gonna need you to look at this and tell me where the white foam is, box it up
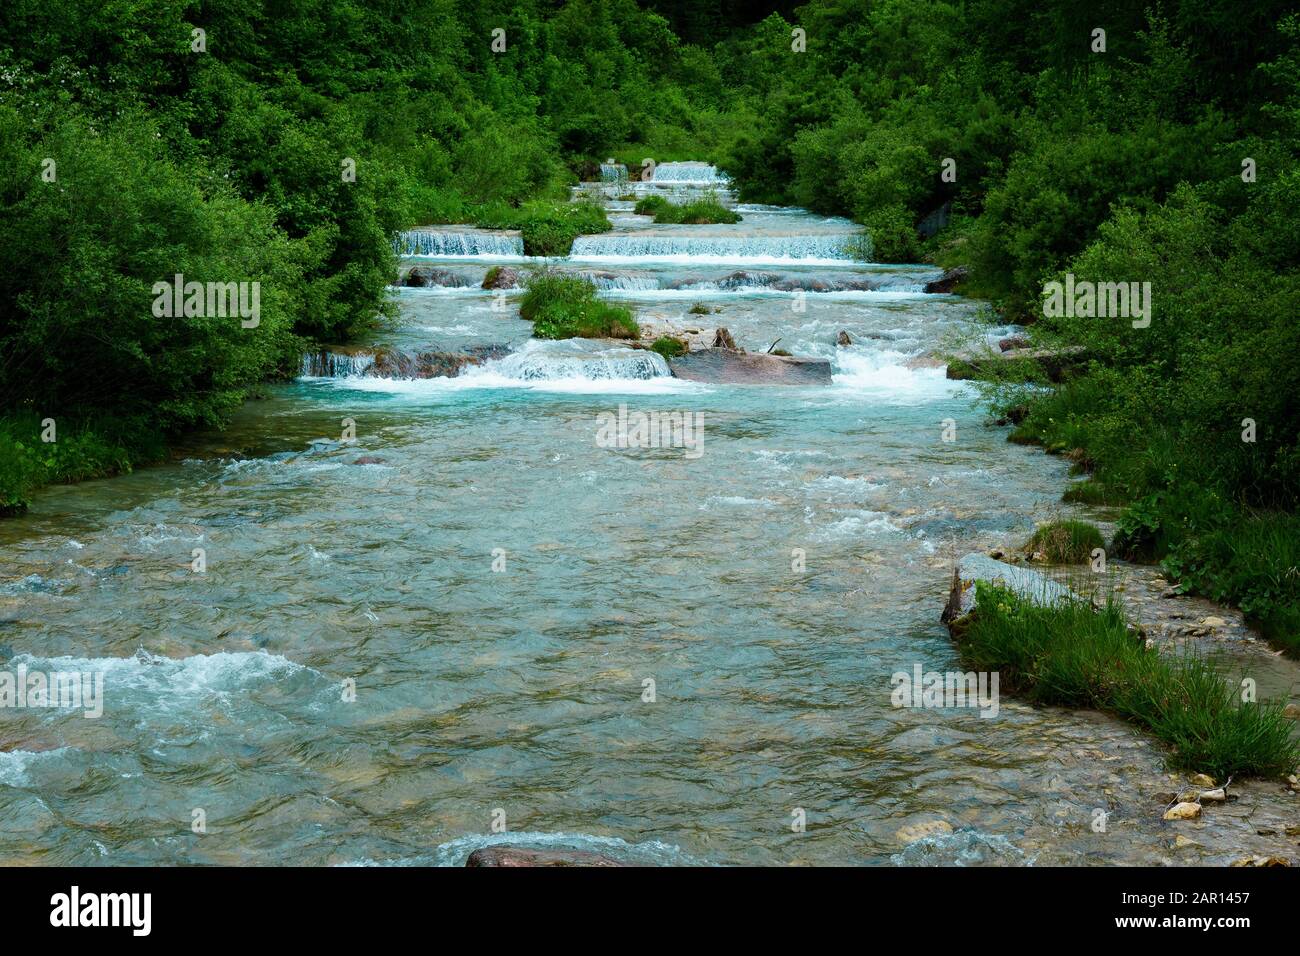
[433,830,701,867]
[832,349,964,401]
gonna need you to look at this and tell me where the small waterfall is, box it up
[397,229,524,257]
[571,234,866,261]
[476,345,671,382]
[580,271,661,291]
[599,163,628,182]
[651,162,728,184]
[300,350,376,378]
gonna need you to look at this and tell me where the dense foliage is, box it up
[1,1,1298,650]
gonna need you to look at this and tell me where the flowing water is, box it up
[2,167,1295,866]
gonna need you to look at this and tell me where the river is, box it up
[1,164,1294,866]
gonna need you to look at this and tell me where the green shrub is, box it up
[650,336,686,359]
[634,192,740,224]
[0,412,163,516]
[1027,520,1105,563]
[476,201,611,257]
[634,195,670,216]
[1061,480,1122,506]
[960,583,1299,778]
[520,273,638,340]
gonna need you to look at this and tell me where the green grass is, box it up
[473,200,611,257]
[1158,511,1300,656]
[0,411,163,516]
[1027,520,1105,563]
[633,193,741,224]
[650,336,686,359]
[957,583,1300,779]
[519,272,639,340]
[1061,478,1121,505]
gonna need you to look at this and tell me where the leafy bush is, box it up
[520,273,638,340]
[476,201,611,257]
[635,193,740,224]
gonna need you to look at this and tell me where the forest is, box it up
[1,0,1298,647]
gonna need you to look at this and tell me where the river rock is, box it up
[464,846,627,867]
[1189,773,1216,788]
[942,553,1079,631]
[713,327,738,350]
[1284,703,1300,719]
[998,335,1030,351]
[371,348,496,379]
[1230,856,1290,867]
[402,266,468,288]
[305,344,510,380]
[1163,801,1202,821]
[895,819,953,844]
[836,330,853,347]
[716,270,780,290]
[923,265,968,294]
[668,348,832,385]
[771,276,833,292]
[481,266,521,290]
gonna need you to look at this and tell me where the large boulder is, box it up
[923,266,969,294]
[402,266,468,288]
[465,846,628,867]
[305,345,509,380]
[942,553,1079,632]
[481,266,522,290]
[669,348,832,385]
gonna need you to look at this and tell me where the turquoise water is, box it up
[1,176,1221,865]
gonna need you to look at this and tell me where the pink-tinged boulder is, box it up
[465,846,628,867]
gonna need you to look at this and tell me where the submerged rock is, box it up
[669,348,832,385]
[923,265,968,294]
[302,344,510,380]
[464,846,628,867]
[402,266,468,288]
[895,819,954,844]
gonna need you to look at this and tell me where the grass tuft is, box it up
[519,272,639,340]
[959,583,1300,778]
[1027,519,1105,563]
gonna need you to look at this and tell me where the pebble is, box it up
[1163,802,1202,820]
